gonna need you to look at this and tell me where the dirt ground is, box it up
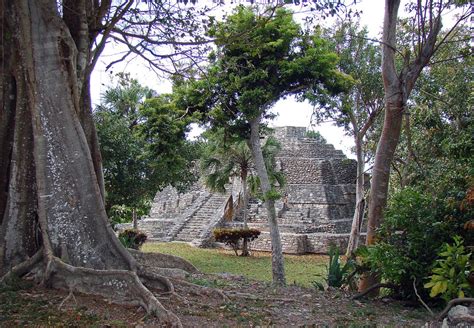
[0,272,440,327]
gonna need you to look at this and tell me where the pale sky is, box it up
[91,0,387,158]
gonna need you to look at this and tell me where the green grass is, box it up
[142,242,328,287]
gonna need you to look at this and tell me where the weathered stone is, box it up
[129,126,360,254]
[441,305,474,328]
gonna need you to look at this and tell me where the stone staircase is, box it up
[174,193,230,242]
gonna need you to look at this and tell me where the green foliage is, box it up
[118,229,147,250]
[358,188,470,300]
[200,128,253,193]
[95,74,200,225]
[213,228,261,256]
[391,26,473,194]
[310,22,382,149]
[108,200,151,227]
[264,189,282,201]
[305,130,327,143]
[424,236,473,302]
[313,245,354,290]
[178,6,351,139]
[327,246,355,288]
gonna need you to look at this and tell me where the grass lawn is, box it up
[142,242,328,287]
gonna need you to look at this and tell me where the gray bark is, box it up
[360,0,442,292]
[241,170,250,256]
[346,135,365,257]
[241,171,249,228]
[0,1,184,324]
[248,117,286,286]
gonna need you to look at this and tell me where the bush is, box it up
[213,228,260,256]
[358,188,469,300]
[313,245,355,290]
[305,130,327,143]
[424,236,473,303]
[118,229,147,250]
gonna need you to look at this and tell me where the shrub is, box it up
[213,228,261,256]
[357,188,468,300]
[424,236,473,303]
[118,229,147,250]
[305,130,327,143]
[313,245,355,290]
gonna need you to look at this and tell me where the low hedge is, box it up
[213,228,261,256]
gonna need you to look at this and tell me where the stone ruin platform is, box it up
[123,126,357,254]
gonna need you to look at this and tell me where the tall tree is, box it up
[95,74,199,224]
[0,0,210,324]
[360,0,471,292]
[391,25,473,194]
[178,5,351,285]
[311,22,384,256]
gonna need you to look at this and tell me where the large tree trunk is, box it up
[346,135,366,257]
[0,1,183,324]
[248,117,286,286]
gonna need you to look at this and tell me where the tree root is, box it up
[129,249,199,274]
[138,267,175,293]
[172,278,230,303]
[0,247,217,326]
[352,283,397,300]
[42,256,182,327]
[58,288,77,309]
[0,248,43,285]
[437,298,474,321]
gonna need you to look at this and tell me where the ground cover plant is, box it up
[118,229,148,250]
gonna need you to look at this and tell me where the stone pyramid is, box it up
[126,126,357,253]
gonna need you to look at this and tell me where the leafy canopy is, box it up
[95,75,200,223]
[177,5,353,139]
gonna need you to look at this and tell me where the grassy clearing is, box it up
[142,242,328,287]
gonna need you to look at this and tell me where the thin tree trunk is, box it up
[359,0,442,293]
[358,0,403,294]
[132,209,138,230]
[401,111,414,187]
[241,170,250,256]
[248,117,286,286]
[365,99,405,243]
[359,97,404,293]
[241,170,249,228]
[346,135,366,257]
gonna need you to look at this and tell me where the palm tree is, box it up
[201,129,253,228]
[201,129,284,256]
